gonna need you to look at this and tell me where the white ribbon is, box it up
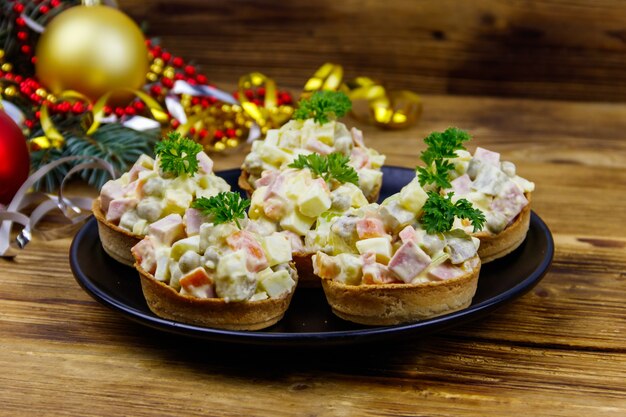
[0,156,116,258]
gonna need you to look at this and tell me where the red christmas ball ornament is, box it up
[0,110,30,205]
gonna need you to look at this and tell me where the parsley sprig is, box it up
[416,127,471,190]
[191,192,251,230]
[293,91,352,125]
[420,192,486,234]
[154,131,203,176]
[288,152,359,186]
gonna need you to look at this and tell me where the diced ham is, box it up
[184,208,206,236]
[449,174,472,196]
[179,267,215,298]
[356,217,386,239]
[351,127,365,148]
[196,151,214,175]
[280,230,305,255]
[131,237,156,274]
[148,214,184,246]
[490,182,528,224]
[388,241,432,283]
[305,139,334,155]
[399,225,419,245]
[255,170,279,188]
[474,147,500,166]
[312,252,339,279]
[350,147,370,169]
[264,171,286,200]
[361,252,398,284]
[105,198,138,223]
[100,180,125,211]
[128,163,149,182]
[121,179,142,197]
[263,197,287,220]
[427,263,466,281]
[312,177,330,192]
[226,230,269,272]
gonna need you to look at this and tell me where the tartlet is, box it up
[312,183,483,325]
[132,220,298,330]
[245,164,370,287]
[446,147,534,262]
[95,145,229,266]
[240,119,385,203]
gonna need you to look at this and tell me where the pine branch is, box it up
[30,121,160,192]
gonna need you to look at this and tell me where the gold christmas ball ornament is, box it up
[35,5,148,104]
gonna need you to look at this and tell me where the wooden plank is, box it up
[2,94,626,416]
[121,0,626,102]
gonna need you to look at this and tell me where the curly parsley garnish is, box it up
[154,131,203,176]
[420,192,486,234]
[191,192,250,230]
[288,152,359,186]
[293,91,352,125]
[416,127,471,190]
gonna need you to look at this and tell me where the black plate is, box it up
[70,167,554,346]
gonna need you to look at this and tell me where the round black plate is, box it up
[70,167,554,346]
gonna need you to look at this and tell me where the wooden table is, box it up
[2,94,625,416]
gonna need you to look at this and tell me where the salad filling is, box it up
[241,92,385,201]
[312,177,481,286]
[132,210,297,303]
[246,154,371,258]
[99,133,229,236]
[445,147,534,234]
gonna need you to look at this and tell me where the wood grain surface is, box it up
[1,93,625,416]
[122,0,626,102]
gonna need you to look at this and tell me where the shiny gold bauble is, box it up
[35,5,148,104]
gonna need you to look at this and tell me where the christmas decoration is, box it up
[0,1,418,196]
[303,63,422,129]
[0,108,30,204]
[35,4,148,104]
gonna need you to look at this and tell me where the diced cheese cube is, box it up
[248,186,267,220]
[132,219,148,236]
[249,292,269,301]
[369,153,386,169]
[356,237,393,264]
[297,182,331,217]
[170,235,200,261]
[334,254,363,285]
[278,129,302,148]
[261,233,292,266]
[163,188,193,215]
[399,178,428,212]
[264,129,279,146]
[136,154,155,170]
[257,143,291,166]
[119,210,140,231]
[279,210,315,236]
[154,246,171,282]
[358,168,382,200]
[259,269,295,298]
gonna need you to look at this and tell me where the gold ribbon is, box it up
[30,89,167,150]
[303,63,422,129]
[238,72,293,133]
